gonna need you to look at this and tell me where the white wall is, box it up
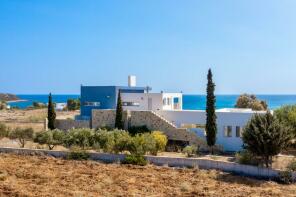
[121,93,163,111]
[162,93,183,110]
[121,93,182,111]
[156,110,265,152]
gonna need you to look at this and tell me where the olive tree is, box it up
[34,129,65,150]
[9,127,34,148]
[63,128,94,150]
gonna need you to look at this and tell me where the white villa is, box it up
[71,76,266,152]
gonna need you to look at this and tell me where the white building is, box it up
[80,76,266,152]
[120,86,265,151]
[121,92,182,111]
[55,103,67,111]
[156,108,266,152]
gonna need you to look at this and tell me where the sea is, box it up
[7,94,296,110]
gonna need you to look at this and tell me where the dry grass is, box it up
[0,109,78,131]
[0,154,294,197]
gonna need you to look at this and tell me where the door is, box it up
[148,98,152,110]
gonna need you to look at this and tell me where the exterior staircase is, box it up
[130,110,202,145]
[150,110,178,128]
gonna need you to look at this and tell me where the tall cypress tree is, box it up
[205,69,217,154]
[115,90,124,129]
[47,93,56,130]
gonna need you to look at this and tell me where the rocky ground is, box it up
[0,154,294,197]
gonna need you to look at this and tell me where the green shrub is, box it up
[287,160,296,171]
[32,102,46,109]
[98,126,113,131]
[235,150,259,166]
[34,129,65,150]
[122,154,147,166]
[243,112,292,168]
[67,99,80,111]
[127,133,156,156]
[151,131,167,155]
[182,145,198,157]
[92,129,131,153]
[67,149,90,160]
[128,125,150,136]
[113,130,132,153]
[278,171,294,184]
[0,123,9,138]
[235,94,268,111]
[92,130,115,152]
[63,128,94,149]
[0,101,7,110]
[9,127,34,148]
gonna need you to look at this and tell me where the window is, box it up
[224,126,232,137]
[84,102,100,107]
[181,123,205,129]
[163,98,166,105]
[174,97,179,103]
[167,98,171,105]
[122,102,140,107]
[236,126,243,137]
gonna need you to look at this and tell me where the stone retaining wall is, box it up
[55,119,90,131]
[0,147,294,181]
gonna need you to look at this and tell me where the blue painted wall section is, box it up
[79,85,145,119]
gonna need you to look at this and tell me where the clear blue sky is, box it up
[1,0,296,94]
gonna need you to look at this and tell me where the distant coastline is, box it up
[0,93,20,102]
[6,99,28,103]
[4,94,296,110]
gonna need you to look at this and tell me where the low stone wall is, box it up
[0,147,294,181]
[55,119,90,131]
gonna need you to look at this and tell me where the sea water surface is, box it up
[7,94,296,110]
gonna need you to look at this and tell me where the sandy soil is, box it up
[0,109,79,131]
[0,154,294,197]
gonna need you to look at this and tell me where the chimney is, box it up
[128,75,136,87]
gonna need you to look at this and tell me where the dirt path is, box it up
[0,154,294,197]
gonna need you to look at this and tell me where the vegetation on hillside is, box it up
[33,128,168,158]
[0,93,19,101]
[32,102,46,109]
[0,101,7,110]
[235,94,268,111]
[67,98,80,111]
[274,105,296,138]
[205,69,217,154]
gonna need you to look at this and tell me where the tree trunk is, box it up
[211,146,214,155]
[265,156,270,168]
[20,139,25,148]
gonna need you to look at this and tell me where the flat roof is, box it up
[216,108,267,113]
[81,85,147,90]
